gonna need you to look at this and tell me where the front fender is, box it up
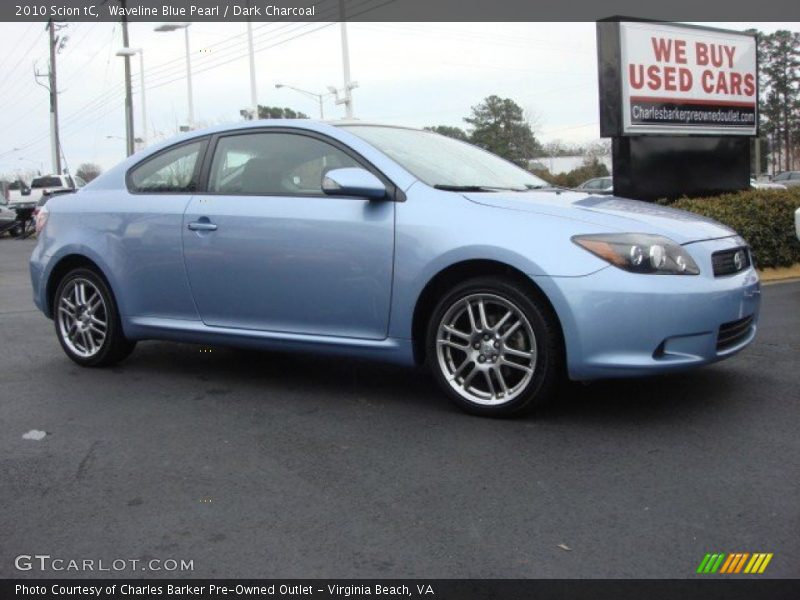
[389,186,610,339]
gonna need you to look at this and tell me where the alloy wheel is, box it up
[435,293,537,406]
[57,278,108,358]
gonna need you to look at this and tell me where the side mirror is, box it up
[322,168,387,200]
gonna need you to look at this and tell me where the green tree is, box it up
[758,30,800,172]
[424,125,469,141]
[464,95,541,166]
[240,106,309,120]
[532,160,609,189]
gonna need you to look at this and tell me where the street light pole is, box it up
[138,50,147,145]
[275,84,328,119]
[338,0,354,118]
[155,23,194,129]
[184,25,194,127]
[116,48,147,147]
[247,19,259,121]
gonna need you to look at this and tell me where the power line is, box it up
[136,0,349,79]
[2,0,396,161]
[129,0,385,91]
[0,22,36,74]
[0,26,46,91]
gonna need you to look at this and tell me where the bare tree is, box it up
[76,163,102,182]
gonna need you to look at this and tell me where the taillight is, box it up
[35,205,49,235]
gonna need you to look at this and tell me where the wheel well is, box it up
[45,254,107,318]
[411,259,565,365]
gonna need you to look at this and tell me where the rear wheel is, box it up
[53,268,136,367]
[426,276,562,417]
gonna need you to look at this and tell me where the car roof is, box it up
[119,120,423,166]
[174,119,419,138]
[84,119,424,193]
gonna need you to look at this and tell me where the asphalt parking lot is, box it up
[1,237,798,579]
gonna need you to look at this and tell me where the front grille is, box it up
[717,315,754,351]
[712,247,751,277]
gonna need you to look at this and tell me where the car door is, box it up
[119,137,209,320]
[182,129,396,340]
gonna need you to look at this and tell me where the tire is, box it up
[53,267,136,367]
[425,276,563,417]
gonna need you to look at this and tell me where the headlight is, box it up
[572,233,700,275]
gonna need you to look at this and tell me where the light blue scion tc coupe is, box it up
[30,121,761,416]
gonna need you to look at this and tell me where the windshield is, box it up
[340,125,548,191]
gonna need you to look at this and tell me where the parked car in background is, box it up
[750,178,787,190]
[771,171,800,188]
[575,176,613,194]
[31,121,760,417]
[0,184,17,230]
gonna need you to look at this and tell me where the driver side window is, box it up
[208,132,360,196]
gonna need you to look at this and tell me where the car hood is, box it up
[465,190,736,244]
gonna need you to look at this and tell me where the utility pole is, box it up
[47,20,62,174]
[120,1,135,156]
[338,0,354,118]
[35,20,67,173]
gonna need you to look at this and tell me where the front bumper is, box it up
[533,237,761,381]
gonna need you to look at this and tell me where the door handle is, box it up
[188,220,218,232]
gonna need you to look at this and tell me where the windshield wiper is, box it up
[525,183,568,192]
[433,184,526,192]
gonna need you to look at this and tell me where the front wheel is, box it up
[53,268,136,367]
[426,276,563,417]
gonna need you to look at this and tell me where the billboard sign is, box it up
[598,21,758,136]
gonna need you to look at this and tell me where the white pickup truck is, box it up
[10,173,84,212]
[6,174,85,236]
[9,174,84,214]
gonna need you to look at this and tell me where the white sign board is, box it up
[619,22,757,135]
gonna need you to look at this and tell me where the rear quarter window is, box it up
[128,139,205,193]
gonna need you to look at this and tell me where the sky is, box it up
[0,20,795,177]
